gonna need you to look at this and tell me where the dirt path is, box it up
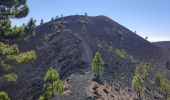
[67,71,93,100]
[52,30,94,100]
[66,31,94,100]
[71,32,93,66]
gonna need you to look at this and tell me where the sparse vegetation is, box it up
[115,49,135,62]
[135,62,154,80]
[92,52,105,81]
[0,1,169,99]
[103,27,110,34]
[143,64,154,79]
[115,49,128,59]
[50,22,64,33]
[43,33,49,45]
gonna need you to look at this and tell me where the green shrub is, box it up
[115,49,128,59]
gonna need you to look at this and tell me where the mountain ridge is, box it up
[1,15,170,100]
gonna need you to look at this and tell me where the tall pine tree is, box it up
[132,74,145,100]
[92,52,105,81]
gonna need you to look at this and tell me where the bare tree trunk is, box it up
[138,93,141,100]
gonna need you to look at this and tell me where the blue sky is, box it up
[11,0,170,42]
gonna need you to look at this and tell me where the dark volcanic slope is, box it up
[1,15,170,100]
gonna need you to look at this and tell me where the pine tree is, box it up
[160,79,170,100]
[61,14,63,18]
[81,25,87,34]
[132,62,147,100]
[92,52,105,81]
[84,12,88,22]
[157,73,170,100]
[0,91,10,100]
[143,64,154,79]
[40,67,64,99]
[0,19,12,38]
[40,19,44,25]
[132,74,145,100]
[25,18,36,36]
[0,20,34,39]
[50,22,64,33]
[85,12,88,17]
[57,22,64,32]
[135,62,154,79]
[155,72,163,87]
[51,17,54,21]
[0,0,36,39]
[61,14,64,22]
[55,16,59,19]
[43,33,49,45]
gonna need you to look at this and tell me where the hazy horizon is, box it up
[11,0,170,42]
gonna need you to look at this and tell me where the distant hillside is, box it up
[1,15,170,100]
[153,41,170,50]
